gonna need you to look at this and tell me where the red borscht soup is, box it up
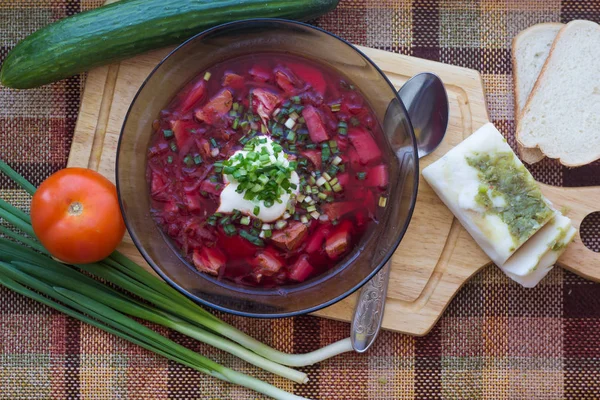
[147,54,390,287]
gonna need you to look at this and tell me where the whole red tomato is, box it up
[31,168,126,264]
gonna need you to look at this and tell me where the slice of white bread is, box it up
[517,20,600,167]
[512,23,563,164]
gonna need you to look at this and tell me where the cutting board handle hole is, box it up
[581,212,600,253]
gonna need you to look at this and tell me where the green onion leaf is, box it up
[163,129,174,139]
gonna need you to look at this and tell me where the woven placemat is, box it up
[1,1,600,399]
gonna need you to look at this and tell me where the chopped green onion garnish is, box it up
[317,192,327,200]
[306,205,317,213]
[240,230,264,246]
[310,211,320,220]
[292,96,301,104]
[263,199,274,208]
[163,129,173,139]
[286,131,296,142]
[275,220,288,230]
[170,142,177,152]
[285,118,296,129]
[332,183,343,192]
[253,206,260,216]
[321,146,330,162]
[379,196,388,207]
[194,154,203,165]
[240,216,251,226]
[330,103,341,112]
[316,177,327,186]
[223,224,237,236]
[263,230,272,238]
[232,118,239,129]
[183,155,193,166]
[210,138,218,148]
[300,215,309,224]
[203,71,212,81]
[357,172,367,180]
[167,155,173,164]
[286,201,295,214]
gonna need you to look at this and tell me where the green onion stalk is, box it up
[0,263,307,400]
[0,160,354,397]
[101,253,353,367]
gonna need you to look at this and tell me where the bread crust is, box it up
[515,20,600,167]
[512,22,563,165]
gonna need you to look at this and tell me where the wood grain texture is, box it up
[67,45,600,336]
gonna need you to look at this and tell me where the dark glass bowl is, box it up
[117,19,419,318]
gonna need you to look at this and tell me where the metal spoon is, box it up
[350,73,449,352]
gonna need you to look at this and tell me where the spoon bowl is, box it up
[400,73,449,158]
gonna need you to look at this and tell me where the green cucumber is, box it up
[1,0,339,89]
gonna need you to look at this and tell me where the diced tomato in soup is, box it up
[146,54,390,287]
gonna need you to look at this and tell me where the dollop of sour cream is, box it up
[217,135,299,222]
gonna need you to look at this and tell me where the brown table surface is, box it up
[1,1,600,399]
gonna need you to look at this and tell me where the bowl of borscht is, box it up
[117,19,419,317]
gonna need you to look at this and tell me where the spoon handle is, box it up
[350,259,391,353]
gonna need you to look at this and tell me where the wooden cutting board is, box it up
[67,45,600,336]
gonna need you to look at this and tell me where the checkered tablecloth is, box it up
[1,1,600,398]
